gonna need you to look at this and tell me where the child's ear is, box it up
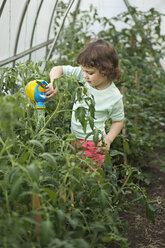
[101,70,106,76]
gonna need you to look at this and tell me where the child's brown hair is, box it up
[76,39,121,83]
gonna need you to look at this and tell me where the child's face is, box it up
[81,66,110,90]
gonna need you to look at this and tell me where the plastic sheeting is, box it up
[0,0,165,66]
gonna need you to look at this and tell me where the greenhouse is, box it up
[0,0,165,247]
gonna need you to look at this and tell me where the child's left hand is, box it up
[96,135,112,155]
[96,120,124,155]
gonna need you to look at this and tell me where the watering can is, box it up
[26,80,48,109]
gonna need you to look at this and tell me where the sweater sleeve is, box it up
[62,65,84,81]
[110,98,124,121]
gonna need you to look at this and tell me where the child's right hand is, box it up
[45,83,58,99]
[46,66,62,98]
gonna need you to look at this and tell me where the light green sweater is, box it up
[63,65,124,140]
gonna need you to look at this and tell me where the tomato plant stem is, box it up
[37,93,63,135]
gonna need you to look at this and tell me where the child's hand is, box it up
[45,83,58,99]
[96,120,124,154]
[96,135,112,155]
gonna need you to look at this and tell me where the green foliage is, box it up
[0,5,165,248]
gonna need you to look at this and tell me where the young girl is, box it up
[45,39,124,167]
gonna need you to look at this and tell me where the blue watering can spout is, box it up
[26,80,48,109]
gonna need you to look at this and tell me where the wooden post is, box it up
[32,194,42,242]
[134,71,140,125]
[121,86,128,165]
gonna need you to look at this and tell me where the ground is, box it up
[125,161,165,248]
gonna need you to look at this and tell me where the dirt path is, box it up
[125,164,165,248]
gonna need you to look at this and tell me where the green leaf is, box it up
[29,139,44,152]
[44,188,57,203]
[22,216,37,225]
[89,102,95,118]
[123,141,130,154]
[26,162,39,182]
[90,222,106,232]
[88,116,94,130]
[110,150,124,157]
[146,204,156,224]
[75,107,87,132]
[56,209,65,223]
[83,85,87,95]
[93,129,99,146]
[76,87,83,101]
[10,177,23,199]
[104,151,112,165]
[68,217,78,229]
[99,189,107,206]
[19,151,30,164]
[40,220,54,245]
[40,153,56,165]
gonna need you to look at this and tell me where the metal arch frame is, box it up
[123,0,131,9]
[0,39,54,66]
[13,0,31,66]
[46,0,75,61]
[29,0,44,60]
[46,0,59,55]
[0,0,7,18]
[123,0,137,23]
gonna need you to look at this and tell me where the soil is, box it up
[125,161,165,248]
